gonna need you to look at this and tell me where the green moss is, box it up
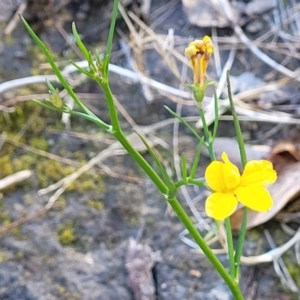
[0,155,14,177]
[0,252,7,263]
[29,137,49,151]
[54,197,67,210]
[129,215,138,225]
[87,200,104,211]
[284,253,300,288]
[0,210,21,237]
[0,211,12,226]
[13,154,36,171]
[0,101,51,136]
[26,43,59,76]
[68,173,106,194]
[0,91,107,195]
[58,221,77,245]
[36,160,76,188]
[0,153,37,193]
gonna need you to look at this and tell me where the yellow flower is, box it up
[185,36,214,85]
[205,152,277,220]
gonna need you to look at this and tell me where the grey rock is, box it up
[245,0,275,17]
[182,0,231,28]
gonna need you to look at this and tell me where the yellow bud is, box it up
[185,36,214,85]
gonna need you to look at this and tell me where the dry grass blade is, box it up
[0,207,49,236]
[218,0,300,81]
[264,229,299,293]
[0,170,33,190]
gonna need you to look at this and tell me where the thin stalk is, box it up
[226,71,248,281]
[226,72,247,167]
[99,82,170,195]
[199,107,216,161]
[100,81,122,132]
[164,106,203,141]
[69,111,111,131]
[168,196,244,300]
[115,130,169,195]
[106,0,119,59]
[225,218,235,278]
[234,207,248,281]
[212,93,220,140]
[174,178,205,189]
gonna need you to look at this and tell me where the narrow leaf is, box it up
[164,106,202,141]
[72,23,90,61]
[212,93,219,140]
[137,133,173,188]
[189,141,203,179]
[181,154,187,182]
[69,61,93,78]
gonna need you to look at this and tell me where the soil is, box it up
[0,0,299,299]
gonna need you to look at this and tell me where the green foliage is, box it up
[29,137,49,151]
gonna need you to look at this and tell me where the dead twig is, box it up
[264,229,299,293]
[0,206,49,236]
[3,1,27,35]
[218,0,300,82]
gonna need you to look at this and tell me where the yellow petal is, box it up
[185,44,197,57]
[205,153,241,192]
[240,160,277,186]
[205,193,238,220]
[221,152,241,190]
[191,40,204,52]
[235,184,273,211]
[203,35,214,54]
[197,54,206,84]
[205,161,225,191]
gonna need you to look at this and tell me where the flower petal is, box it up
[235,184,273,211]
[205,161,225,192]
[205,153,241,192]
[185,43,198,57]
[221,152,241,190]
[205,193,238,220]
[240,160,277,186]
[203,35,214,55]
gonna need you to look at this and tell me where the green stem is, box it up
[226,71,248,282]
[100,81,122,132]
[99,81,168,195]
[212,93,220,140]
[114,129,169,195]
[225,218,235,278]
[106,0,119,59]
[168,196,244,300]
[174,178,205,189]
[199,107,216,161]
[226,72,247,168]
[234,207,248,281]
